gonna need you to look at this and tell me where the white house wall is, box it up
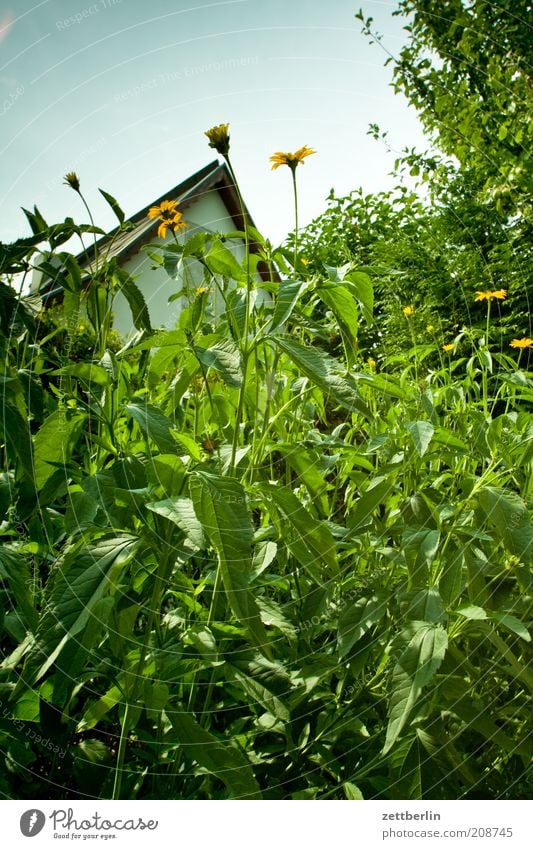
[112,190,245,336]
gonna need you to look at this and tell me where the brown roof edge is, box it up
[79,159,279,281]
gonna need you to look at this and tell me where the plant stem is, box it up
[292,169,299,271]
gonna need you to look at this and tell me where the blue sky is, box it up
[0,0,427,244]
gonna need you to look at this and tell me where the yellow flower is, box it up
[64,171,80,192]
[147,199,188,239]
[205,123,230,155]
[474,289,507,301]
[403,305,414,317]
[510,337,533,349]
[367,357,377,370]
[426,324,434,332]
[195,286,208,295]
[270,145,316,172]
[442,343,454,352]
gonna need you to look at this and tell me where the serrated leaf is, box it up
[194,338,242,387]
[478,486,533,562]
[270,279,307,332]
[169,710,261,799]
[33,411,87,491]
[406,420,434,457]
[317,283,359,366]
[0,547,37,630]
[258,483,338,579]
[384,621,448,753]
[126,402,176,453]
[146,497,204,549]
[189,471,271,657]
[204,238,244,280]
[338,595,387,658]
[116,271,152,332]
[491,612,530,642]
[24,535,139,685]
[274,337,370,417]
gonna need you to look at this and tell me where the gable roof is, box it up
[85,159,272,278]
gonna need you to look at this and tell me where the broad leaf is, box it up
[406,420,434,458]
[169,710,261,799]
[258,483,338,579]
[194,338,243,387]
[126,402,176,453]
[189,471,271,657]
[478,486,533,562]
[33,410,87,491]
[338,595,387,658]
[384,621,448,753]
[24,535,139,684]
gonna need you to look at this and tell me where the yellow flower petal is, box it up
[270,145,316,171]
[510,337,533,349]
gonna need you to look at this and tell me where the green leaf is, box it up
[204,238,244,280]
[274,337,370,417]
[193,338,243,388]
[145,454,186,496]
[406,420,434,458]
[55,363,110,387]
[384,621,448,753]
[490,612,530,642]
[32,411,87,491]
[169,710,261,799]
[317,283,359,366]
[478,486,533,562]
[99,188,125,224]
[343,782,364,800]
[338,595,387,658]
[146,497,204,549]
[0,547,38,630]
[277,445,329,516]
[189,471,271,657]
[116,270,152,332]
[344,270,374,325]
[126,402,176,454]
[270,279,307,332]
[349,476,393,531]
[77,685,123,732]
[229,668,290,721]
[354,371,410,400]
[258,483,338,580]
[457,605,487,620]
[0,400,33,480]
[403,528,440,588]
[24,535,139,684]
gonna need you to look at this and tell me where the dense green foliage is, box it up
[297,0,531,358]
[0,187,531,799]
[0,0,531,801]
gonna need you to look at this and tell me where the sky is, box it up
[0,0,427,245]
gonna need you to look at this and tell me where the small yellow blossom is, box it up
[367,357,377,370]
[195,286,208,295]
[510,337,533,349]
[270,145,316,172]
[205,123,230,155]
[147,199,188,239]
[426,324,434,332]
[442,343,454,352]
[474,289,507,301]
[64,171,80,192]
[403,305,414,317]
